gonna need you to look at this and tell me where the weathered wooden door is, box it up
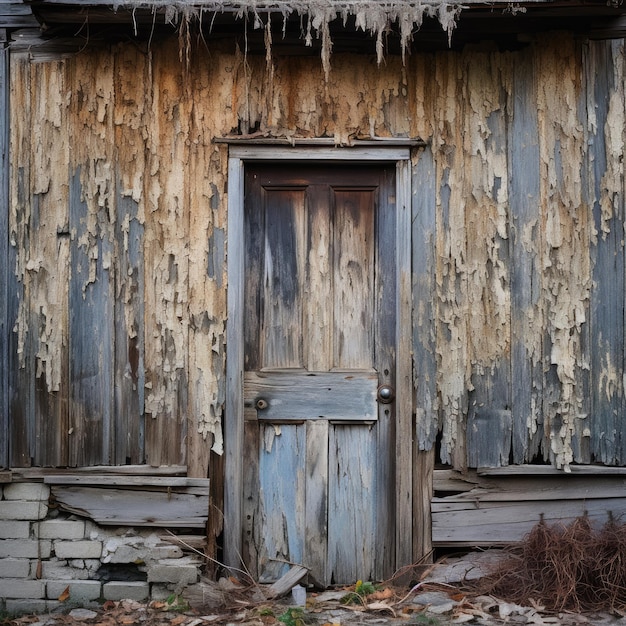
[242,163,397,586]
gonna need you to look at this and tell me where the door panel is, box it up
[243,163,396,585]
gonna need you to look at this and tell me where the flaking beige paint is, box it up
[8,33,626,471]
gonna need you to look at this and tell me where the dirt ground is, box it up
[4,552,626,626]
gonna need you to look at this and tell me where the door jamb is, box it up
[224,145,413,574]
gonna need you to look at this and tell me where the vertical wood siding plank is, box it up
[538,36,591,469]
[509,50,543,464]
[69,169,114,466]
[242,420,260,576]
[464,51,512,468]
[143,45,189,466]
[8,56,33,467]
[586,40,625,465]
[30,61,70,467]
[114,192,145,465]
[412,146,438,452]
[411,146,437,560]
[112,45,149,466]
[0,41,8,466]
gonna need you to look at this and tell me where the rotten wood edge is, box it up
[0,39,8,468]
[224,144,413,574]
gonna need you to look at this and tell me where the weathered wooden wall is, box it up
[5,32,626,472]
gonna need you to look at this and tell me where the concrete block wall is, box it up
[0,482,204,614]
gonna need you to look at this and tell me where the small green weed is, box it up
[277,607,306,626]
[341,579,378,605]
[165,594,190,612]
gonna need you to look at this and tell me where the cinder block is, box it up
[38,519,86,540]
[54,540,102,559]
[0,558,31,578]
[46,580,102,602]
[102,581,149,601]
[5,599,60,615]
[0,521,31,539]
[147,563,199,585]
[0,539,51,558]
[3,484,50,501]
[37,560,89,580]
[0,502,48,521]
[0,578,45,599]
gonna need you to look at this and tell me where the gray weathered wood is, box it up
[114,190,145,465]
[12,464,187,478]
[432,496,626,546]
[395,158,414,570]
[266,565,309,599]
[509,50,542,464]
[52,485,209,527]
[0,41,8,467]
[244,370,378,421]
[586,40,625,465]
[43,474,209,490]
[69,169,114,466]
[224,154,245,571]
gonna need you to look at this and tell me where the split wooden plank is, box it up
[51,485,209,527]
[12,464,187,478]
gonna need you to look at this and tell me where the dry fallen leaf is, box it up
[58,585,70,602]
[369,587,394,601]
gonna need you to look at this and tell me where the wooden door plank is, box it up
[332,189,375,369]
[305,420,329,586]
[305,184,332,371]
[242,420,261,576]
[261,188,306,369]
[328,424,376,584]
[256,423,306,582]
[244,370,378,421]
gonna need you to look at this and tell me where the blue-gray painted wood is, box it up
[114,190,145,465]
[587,40,625,466]
[0,42,8,467]
[69,169,114,466]
[508,50,542,464]
[412,145,438,452]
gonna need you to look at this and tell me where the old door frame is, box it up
[225,144,413,576]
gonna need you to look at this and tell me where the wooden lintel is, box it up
[11,465,188,481]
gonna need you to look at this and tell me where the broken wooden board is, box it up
[266,565,309,599]
[51,485,209,527]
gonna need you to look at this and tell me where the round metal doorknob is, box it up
[377,385,395,404]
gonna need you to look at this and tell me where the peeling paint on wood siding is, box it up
[8,33,626,472]
[537,36,591,469]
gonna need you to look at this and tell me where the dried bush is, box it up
[475,515,626,613]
